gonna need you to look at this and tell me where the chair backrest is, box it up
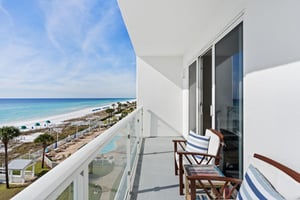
[250,154,300,199]
[204,129,224,165]
[244,154,300,199]
[205,129,224,156]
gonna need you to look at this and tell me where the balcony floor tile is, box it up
[130,137,184,200]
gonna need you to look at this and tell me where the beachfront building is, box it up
[13,1,300,199]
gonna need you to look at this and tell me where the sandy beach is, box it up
[5,107,101,129]
[0,101,132,129]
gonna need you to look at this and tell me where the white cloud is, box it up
[0,0,136,98]
[39,0,96,54]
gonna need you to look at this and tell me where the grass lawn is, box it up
[33,161,50,177]
[0,183,28,200]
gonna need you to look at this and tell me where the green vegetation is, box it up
[0,184,28,200]
[0,126,21,189]
[60,125,88,138]
[34,161,50,177]
[34,133,55,168]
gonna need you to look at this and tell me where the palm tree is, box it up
[105,108,115,125]
[34,133,54,168]
[0,126,20,189]
[117,102,122,113]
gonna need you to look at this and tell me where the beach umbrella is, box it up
[45,120,51,127]
[20,125,27,130]
[35,122,41,127]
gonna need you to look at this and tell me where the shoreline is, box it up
[0,100,135,130]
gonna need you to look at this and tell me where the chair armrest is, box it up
[172,139,187,143]
[172,139,186,153]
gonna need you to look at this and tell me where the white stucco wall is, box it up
[244,0,300,171]
[119,0,300,173]
[137,56,183,137]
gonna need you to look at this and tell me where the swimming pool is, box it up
[100,136,120,154]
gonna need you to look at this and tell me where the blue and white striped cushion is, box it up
[185,131,210,162]
[237,164,284,200]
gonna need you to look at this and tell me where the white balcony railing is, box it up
[12,107,143,200]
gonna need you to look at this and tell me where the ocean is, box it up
[0,98,134,125]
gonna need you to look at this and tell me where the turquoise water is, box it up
[0,98,134,125]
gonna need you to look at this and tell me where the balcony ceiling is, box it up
[118,0,245,57]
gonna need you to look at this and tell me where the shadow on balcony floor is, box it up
[130,136,185,200]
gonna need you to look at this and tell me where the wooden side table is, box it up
[184,164,224,200]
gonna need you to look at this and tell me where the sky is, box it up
[0,0,136,98]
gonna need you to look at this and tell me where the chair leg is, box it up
[175,159,178,176]
[178,154,184,195]
[179,167,184,195]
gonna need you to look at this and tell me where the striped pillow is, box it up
[185,131,210,162]
[237,164,284,200]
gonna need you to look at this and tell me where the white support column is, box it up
[211,44,216,129]
[74,168,88,200]
[83,166,89,199]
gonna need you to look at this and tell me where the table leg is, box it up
[185,176,189,200]
[190,179,196,200]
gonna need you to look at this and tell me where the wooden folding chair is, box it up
[172,128,224,195]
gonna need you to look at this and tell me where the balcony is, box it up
[12,107,184,200]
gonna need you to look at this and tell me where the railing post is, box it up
[140,108,143,139]
[127,121,131,198]
[83,166,89,199]
[74,166,88,200]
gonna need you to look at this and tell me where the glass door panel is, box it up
[199,50,212,134]
[215,23,243,178]
[189,61,197,133]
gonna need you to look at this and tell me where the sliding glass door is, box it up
[188,22,243,178]
[189,51,212,135]
[215,23,243,178]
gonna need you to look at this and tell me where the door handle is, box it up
[210,105,214,116]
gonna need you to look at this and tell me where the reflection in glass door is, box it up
[215,23,243,178]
